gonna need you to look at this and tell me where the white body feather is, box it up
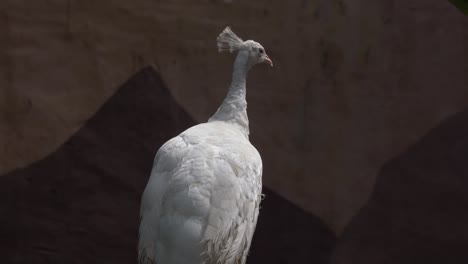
[139,122,262,264]
[138,27,267,264]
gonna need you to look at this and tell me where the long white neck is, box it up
[209,50,251,137]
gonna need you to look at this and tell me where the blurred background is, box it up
[1,0,468,263]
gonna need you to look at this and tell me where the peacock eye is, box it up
[259,48,264,54]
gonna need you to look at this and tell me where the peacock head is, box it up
[216,26,273,67]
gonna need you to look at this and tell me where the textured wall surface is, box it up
[1,0,467,233]
[331,108,468,263]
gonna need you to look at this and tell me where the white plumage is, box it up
[138,27,273,264]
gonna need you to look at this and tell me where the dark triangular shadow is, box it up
[0,67,193,264]
[332,109,468,264]
[0,66,335,264]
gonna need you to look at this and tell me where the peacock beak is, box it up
[264,55,273,67]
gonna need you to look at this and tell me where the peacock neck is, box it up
[209,50,251,137]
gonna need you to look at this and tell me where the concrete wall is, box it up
[1,0,467,233]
